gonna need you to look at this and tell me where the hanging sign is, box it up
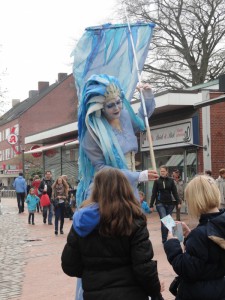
[7,133,18,145]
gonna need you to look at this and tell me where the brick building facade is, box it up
[0,73,78,187]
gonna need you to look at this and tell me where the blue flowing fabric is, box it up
[71,22,155,102]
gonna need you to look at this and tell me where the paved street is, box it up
[0,197,190,300]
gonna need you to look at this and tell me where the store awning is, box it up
[25,139,79,154]
[181,153,196,166]
[166,155,183,167]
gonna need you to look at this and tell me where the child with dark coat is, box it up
[61,168,164,300]
[164,175,225,300]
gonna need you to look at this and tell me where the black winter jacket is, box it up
[164,210,225,300]
[150,176,180,207]
[61,219,161,300]
[38,178,54,199]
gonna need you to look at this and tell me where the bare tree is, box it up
[119,0,225,92]
[0,70,9,115]
[0,45,9,116]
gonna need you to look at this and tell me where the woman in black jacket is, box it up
[164,175,225,300]
[61,168,164,300]
[150,165,181,244]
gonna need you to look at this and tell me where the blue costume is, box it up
[76,74,155,206]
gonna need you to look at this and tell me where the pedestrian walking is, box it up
[52,176,69,235]
[150,165,181,244]
[172,169,185,221]
[25,188,40,225]
[61,168,164,300]
[13,172,27,214]
[32,174,42,212]
[38,170,54,225]
[164,175,225,300]
[61,174,74,220]
[216,168,225,209]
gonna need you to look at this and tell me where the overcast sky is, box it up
[0,0,118,108]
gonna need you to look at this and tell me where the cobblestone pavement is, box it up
[0,197,190,300]
[0,199,28,300]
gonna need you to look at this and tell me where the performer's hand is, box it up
[136,82,152,92]
[148,169,159,181]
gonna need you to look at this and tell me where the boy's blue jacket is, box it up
[73,203,100,237]
[141,201,151,214]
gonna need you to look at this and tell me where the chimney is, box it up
[58,73,67,82]
[29,90,39,98]
[38,81,49,93]
[12,99,20,107]
[219,74,225,92]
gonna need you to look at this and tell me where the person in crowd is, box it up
[139,190,151,214]
[26,177,33,194]
[13,172,27,214]
[32,174,42,212]
[76,74,158,208]
[38,170,54,225]
[216,168,225,209]
[61,168,164,300]
[25,188,40,225]
[150,165,181,244]
[164,175,225,300]
[61,174,74,220]
[172,169,185,221]
[70,180,79,214]
[205,169,212,177]
[52,176,69,235]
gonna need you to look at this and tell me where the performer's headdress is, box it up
[104,84,121,102]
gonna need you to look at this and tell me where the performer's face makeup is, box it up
[102,97,122,120]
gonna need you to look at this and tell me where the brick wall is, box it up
[198,92,225,178]
[20,74,77,145]
[210,101,225,177]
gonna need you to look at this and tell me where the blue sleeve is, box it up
[25,195,30,203]
[131,91,155,132]
[142,201,151,213]
[82,132,140,189]
[137,92,156,120]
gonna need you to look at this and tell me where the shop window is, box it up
[5,148,11,160]
[5,128,10,140]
